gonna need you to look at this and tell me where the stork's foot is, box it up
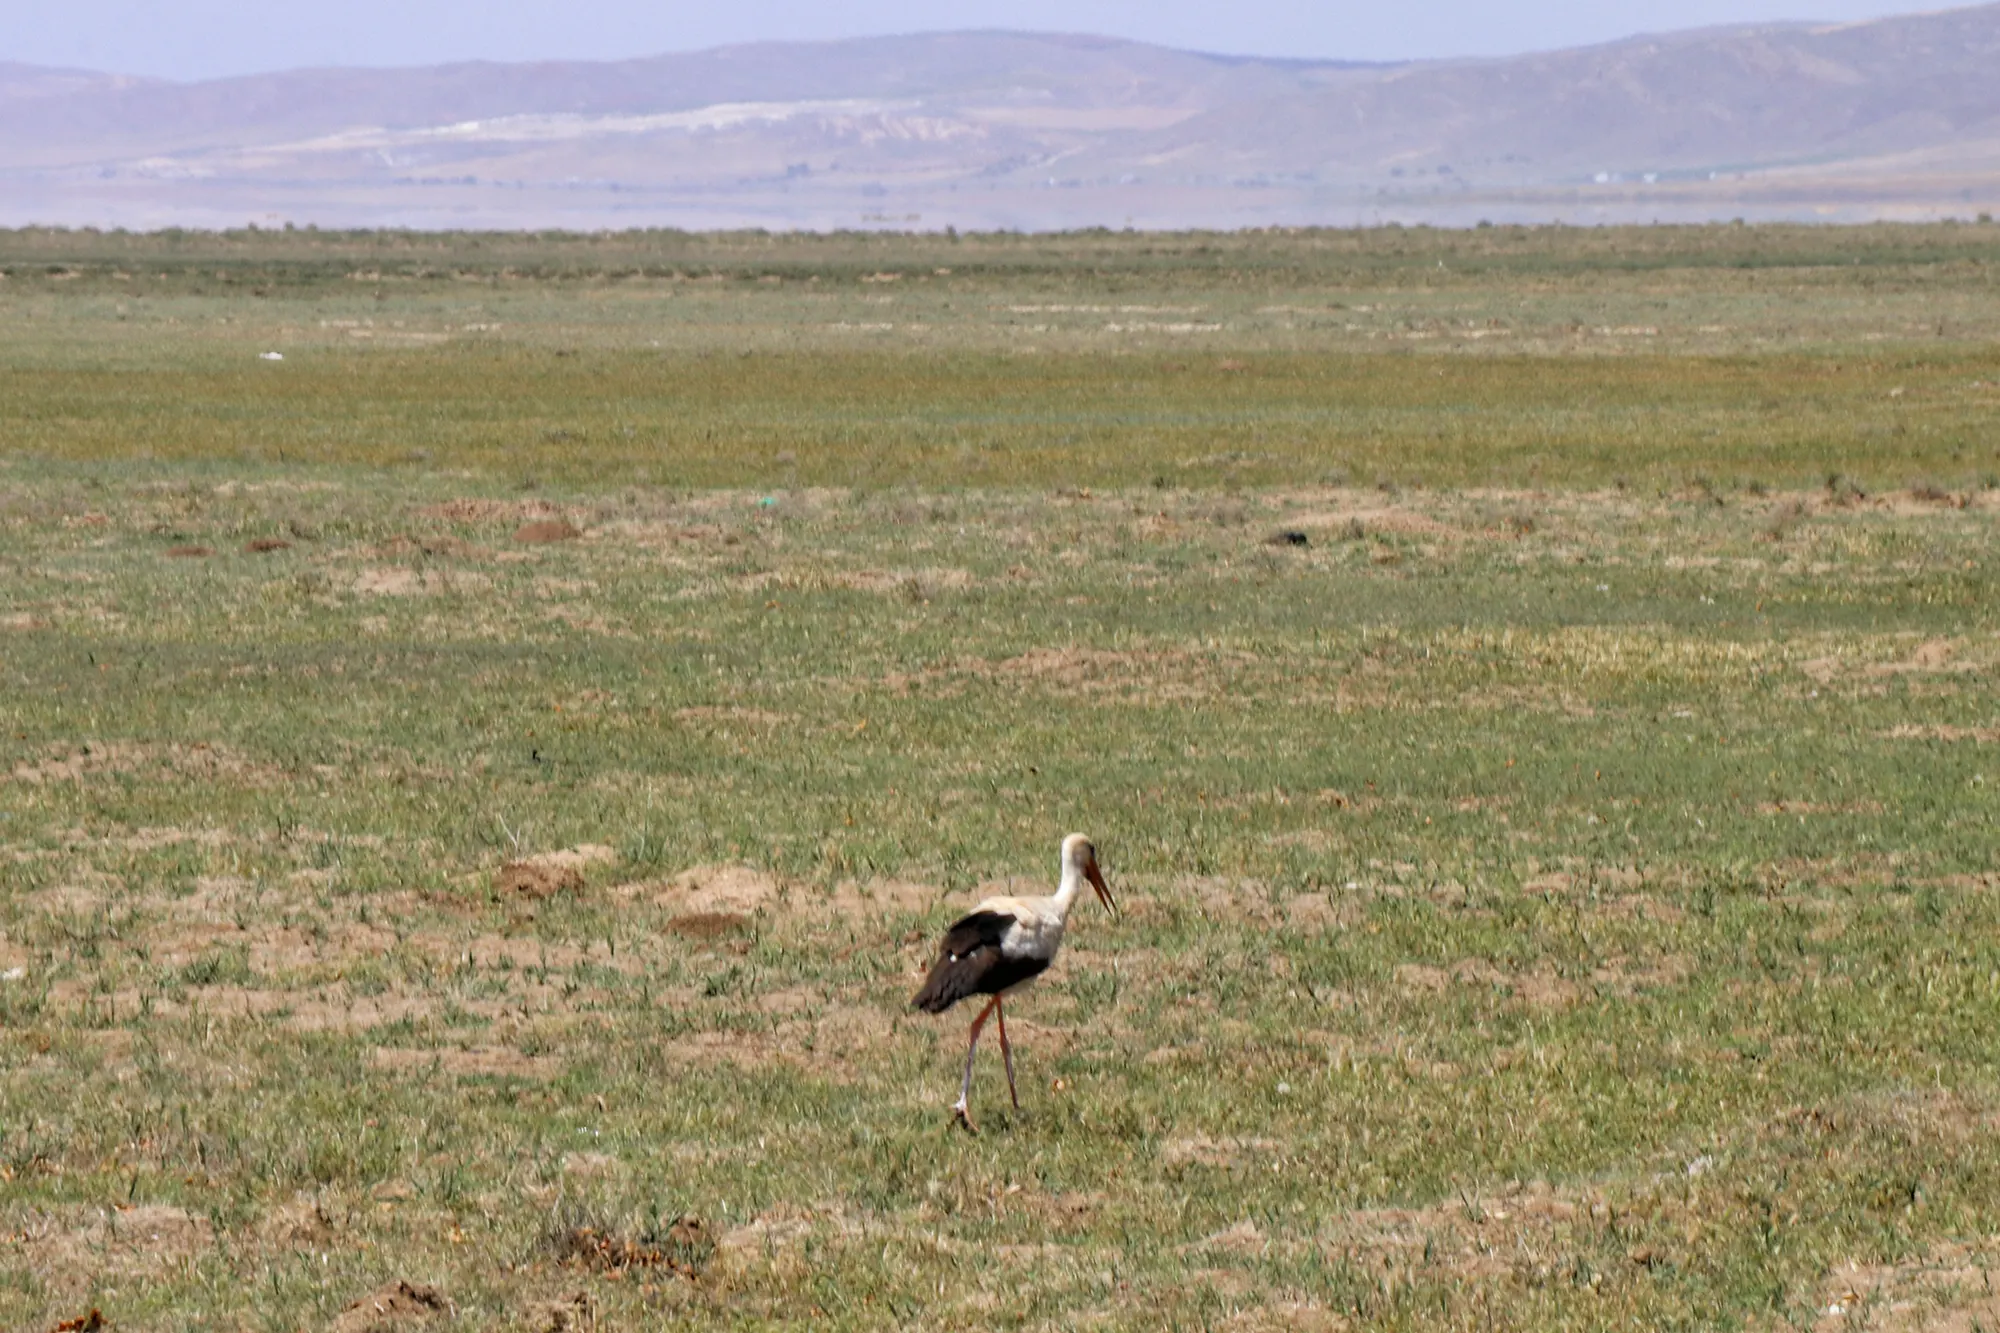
[951,1098,978,1134]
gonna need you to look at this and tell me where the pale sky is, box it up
[1,0,1969,81]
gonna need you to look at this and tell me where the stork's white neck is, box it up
[1048,853,1090,922]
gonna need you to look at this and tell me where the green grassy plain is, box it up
[1,224,1998,1331]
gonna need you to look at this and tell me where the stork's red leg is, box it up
[995,996,1020,1109]
[953,996,999,1132]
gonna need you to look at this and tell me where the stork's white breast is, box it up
[973,895,1063,960]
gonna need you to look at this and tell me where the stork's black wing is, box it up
[912,910,1050,1013]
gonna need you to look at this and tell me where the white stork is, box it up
[913,833,1116,1131]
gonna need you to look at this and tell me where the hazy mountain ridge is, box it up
[0,34,1353,164]
[2,9,1996,230]
[0,62,160,104]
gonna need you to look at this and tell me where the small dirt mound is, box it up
[546,1217,712,1277]
[495,845,617,899]
[515,519,581,544]
[332,1280,450,1333]
[649,865,781,915]
[497,860,584,898]
[244,538,292,554]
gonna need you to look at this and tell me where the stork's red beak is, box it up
[1086,857,1116,915]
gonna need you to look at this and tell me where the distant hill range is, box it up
[4,8,1999,231]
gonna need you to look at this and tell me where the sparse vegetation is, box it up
[1,225,1997,1331]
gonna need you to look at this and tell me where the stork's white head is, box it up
[1061,833,1116,915]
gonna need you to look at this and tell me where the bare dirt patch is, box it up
[1590,954,1695,995]
[146,985,438,1033]
[257,1193,338,1248]
[1510,969,1586,1009]
[711,1203,840,1274]
[674,705,792,727]
[661,999,895,1073]
[1328,1178,1605,1280]
[114,825,235,852]
[332,1279,452,1333]
[1869,637,1972,676]
[615,864,943,924]
[402,930,611,973]
[995,646,1252,699]
[1803,636,1990,685]
[800,1000,898,1060]
[1162,1135,1285,1170]
[1169,877,1365,930]
[1883,724,2000,743]
[1216,1299,1348,1332]
[370,1045,559,1080]
[1878,488,1975,515]
[139,920,250,969]
[26,871,122,915]
[1814,1243,2000,1332]
[826,566,974,595]
[1396,960,1508,994]
[1755,799,1889,816]
[560,1152,619,1178]
[826,876,945,916]
[1192,1218,1269,1254]
[8,741,143,785]
[154,874,262,923]
[658,1029,791,1069]
[373,534,482,560]
[4,739,277,788]
[639,865,782,915]
[1394,958,1655,1009]
[352,567,493,597]
[878,645,1256,703]
[419,498,567,524]
[1290,505,1461,541]
[20,1204,213,1286]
